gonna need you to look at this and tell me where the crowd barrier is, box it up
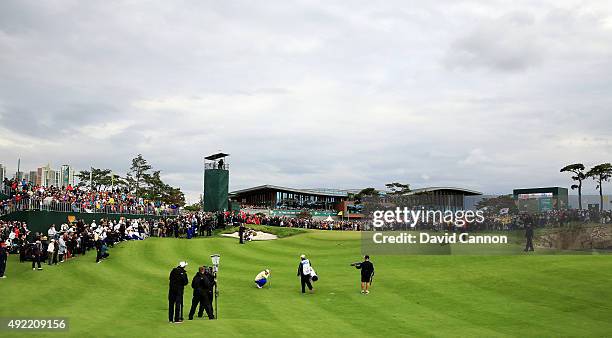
[1,198,179,217]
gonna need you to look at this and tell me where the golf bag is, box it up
[310,268,318,282]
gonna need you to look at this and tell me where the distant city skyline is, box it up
[0,161,75,188]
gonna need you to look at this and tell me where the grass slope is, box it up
[1,230,611,337]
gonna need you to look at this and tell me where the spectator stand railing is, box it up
[0,198,179,217]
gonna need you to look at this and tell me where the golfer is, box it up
[168,261,189,323]
[355,255,374,294]
[254,269,271,288]
[297,254,314,293]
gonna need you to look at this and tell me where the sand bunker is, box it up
[221,231,278,241]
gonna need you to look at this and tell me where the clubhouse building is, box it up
[229,185,482,217]
[229,185,349,210]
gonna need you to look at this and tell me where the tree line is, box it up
[349,182,411,202]
[561,163,612,211]
[75,154,185,206]
[353,164,612,213]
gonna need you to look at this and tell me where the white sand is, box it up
[221,231,278,241]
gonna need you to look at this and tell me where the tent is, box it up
[324,216,334,222]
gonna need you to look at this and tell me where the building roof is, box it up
[513,187,568,195]
[204,153,229,161]
[230,184,348,197]
[405,187,482,196]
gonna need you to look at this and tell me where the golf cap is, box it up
[300,254,306,259]
[179,261,188,267]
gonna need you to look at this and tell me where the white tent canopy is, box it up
[325,216,334,222]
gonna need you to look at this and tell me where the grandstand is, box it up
[0,182,178,233]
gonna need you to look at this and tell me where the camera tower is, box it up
[203,152,230,212]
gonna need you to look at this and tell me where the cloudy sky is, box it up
[1,0,611,202]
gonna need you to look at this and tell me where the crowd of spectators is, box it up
[367,208,612,232]
[474,209,612,231]
[240,203,340,213]
[229,208,608,232]
[2,206,610,278]
[150,213,220,238]
[150,211,365,238]
[1,178,178,216]
[246,214,364,230]
[0,217,168,271]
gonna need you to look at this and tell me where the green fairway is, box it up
[1,229,612,337]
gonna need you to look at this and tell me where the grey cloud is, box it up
[0,96,124,138]
[444,11,544,72]
[1,1,612,202]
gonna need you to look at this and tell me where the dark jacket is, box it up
[202,271,215,291]
[357,260,374,278]
[169,266,189,293]
[199,271,216,299]
[32,241,43,257]
[191,272,205,296]
[525,226,534,238]
[0,245,7,260]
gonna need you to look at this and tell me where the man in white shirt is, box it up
[58,236,67,262]
[297,254,314,293]
[48,225,57,239]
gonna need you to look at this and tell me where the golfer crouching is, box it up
[254,269,271,288]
